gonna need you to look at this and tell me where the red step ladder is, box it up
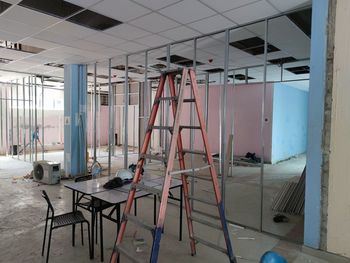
[110,68,237,263]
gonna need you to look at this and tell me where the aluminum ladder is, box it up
[110,67,237,263]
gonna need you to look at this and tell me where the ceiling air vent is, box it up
[268,56,297,65]
[68,9,122,31]
[287,8,312,38]
[285,66,310,75]
[157,55,204,67]
[230,37,279,56]
[0,1,11,14]
[19,0,83,18]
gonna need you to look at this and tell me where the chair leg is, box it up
[46,224,53,263]
[86,221,92,259]
[81,222,84,246]
[42,218,49,256]
[95,215,98,244]
[72,224,76,247]
[100,210,104,262]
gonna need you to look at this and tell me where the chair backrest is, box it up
[42,190,54,215]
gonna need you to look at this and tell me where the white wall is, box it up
[326,0,350,257]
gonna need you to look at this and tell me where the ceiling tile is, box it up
[0,29,23,42]
[267,0,310,12]
[2,0,21,4]
[129,12,179,33]
[68,40,104,51]
[2,5,61,29]
[132,0,181,10]
[34,30,80,46]
[199,0,259,13]
[159,26,200,41]
[47,21,96,39]
[134,34,171,47]
[223,1,278,25]
[105,24,151,40]
[0,48,32,60]
[188,14,235,34]
[0,17,40,37]
[97,47,125,56]
[159,0,216,24]
[90,0,151,22]
[83,32,127,47]
[117,41,147,52]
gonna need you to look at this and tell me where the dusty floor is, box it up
[0,153,333,263]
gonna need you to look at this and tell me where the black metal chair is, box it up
[41,190,91,263]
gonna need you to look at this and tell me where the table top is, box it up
[64,177,110,195]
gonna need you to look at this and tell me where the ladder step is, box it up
[155,96,178,102]
[180,125,201,130]
[114,244,147,263]
[183,172,213,182]
[181,149,206,156]
[192,235,228,255]
[188,195,217,206]
[150,126,173,131]
[124,213,155,233]
[190,215,222,230]
[183,98,196,103]
[140,153,166,162]
[132,182,162,196]
[169,165,212,176]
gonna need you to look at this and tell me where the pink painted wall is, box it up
[176,83,273,162]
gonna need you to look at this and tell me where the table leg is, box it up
[100,200,104,262]
[179,186,183,241]
[153,195,157,225]
[91,200,95,259]
[72,190,76,246]
[134,198,137,216]
[117,205,120,263]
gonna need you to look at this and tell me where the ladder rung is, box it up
[140,153,166,162]
[169,165,212,176]
[124,213,155,233]
[156,96,178,102]
[183,98,196,103]
[150,126,173,131]
[188,195,217,206]
[180,125,201,130]
[192,208,221,221]
[183,172,212,182]
[181,149,206,156]
[192,235,228,255]
[190,215,222,230]
[132,182,162,196]
[114,244,146,263]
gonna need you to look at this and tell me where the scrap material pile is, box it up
[272,167,305,215]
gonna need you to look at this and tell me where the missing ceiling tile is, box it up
[285,65,309,75]
[268,56,297,65]
[0,40,45,54]
[19,0,82,18]
[228,74,255,80]
[157,55,204,67]
[203,68,224,73]
[287,8,312,38]
[0,0,11,14]
[45,62,64,68]
[68,9,122,31]
[230,36,280,56]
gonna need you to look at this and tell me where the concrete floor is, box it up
[0,153,333,263]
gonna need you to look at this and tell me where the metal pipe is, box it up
[124,55,129,169]
[108,58,112,178]
[41,76,44,160]
[5,85,8,156]
[133,104,136,152]
[10,81,13,158]
[0,86,3,149]
[28,76,32,162]
[221,29,229,208]
[259,19,269,232]
[34,76,37,162]
[204,72,209,132]
[230,70,235,178]
[144,50,150,162]
[16,80,19,160]
[98,83,101,157]
[22,78,26,161]
[93,63,97,162]
[164,44,170,160]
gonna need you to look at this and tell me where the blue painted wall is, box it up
[304,0,329,249]
[271,83,309,163]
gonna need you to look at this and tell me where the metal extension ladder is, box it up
[110,68,237,263]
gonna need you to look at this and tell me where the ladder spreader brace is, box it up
[110,68,237,263]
